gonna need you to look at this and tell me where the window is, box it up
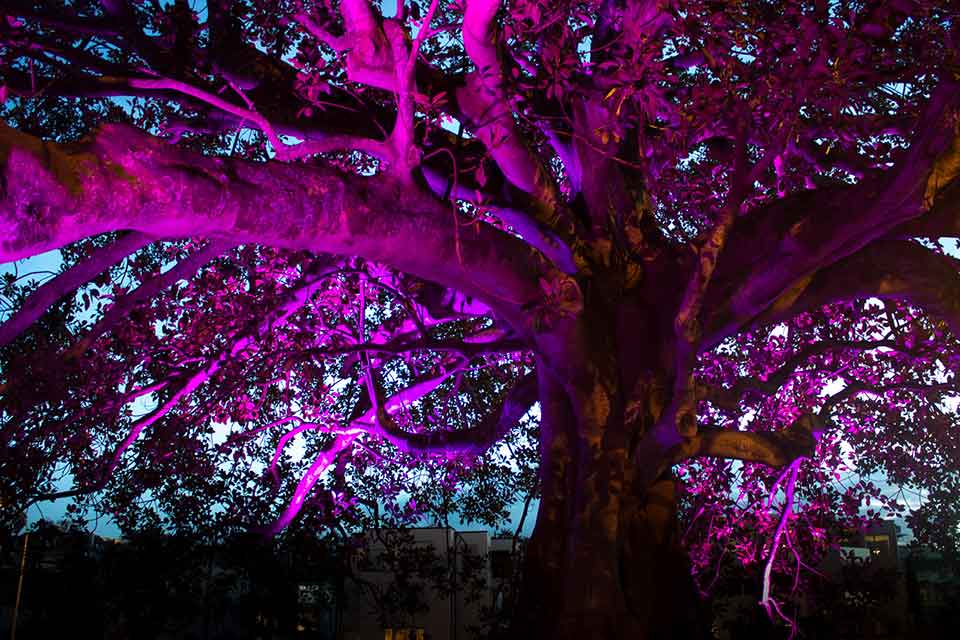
[384,629,425,640]
[491,550,513,580]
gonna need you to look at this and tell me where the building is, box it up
[902,546,960,634]
[338,527,521,640]
[859,520,899,569]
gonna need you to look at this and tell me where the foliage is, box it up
[1,0,960,636]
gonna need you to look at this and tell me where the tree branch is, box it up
[705,80,960,347]
[0,122,548,330]
[458,0,573,244]
[371,371,538,456]
[743,240,960,337]
[1,56,394,150]
[127,75,289,157]
[682,415,819,468]
[667,124,749,438]
[0,231,153,347]
[634,412,819,491]
[420,166,576,272]
[890,179,960,238]
[268,432,359,534]
[62,240,232,361]
[260,363,536,534]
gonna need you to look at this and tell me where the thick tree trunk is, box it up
[505,364,711,640]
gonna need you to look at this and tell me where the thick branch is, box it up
[681,415,819,467]
[891,179,960,238]
[461,0,541,194]
[634,412,818,491]
[0,122,548,329]
[705,81,960,346]
[746,240,960,337]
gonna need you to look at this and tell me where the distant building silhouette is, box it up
[338,527,520,640]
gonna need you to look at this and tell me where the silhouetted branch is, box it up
[0,232,153,347]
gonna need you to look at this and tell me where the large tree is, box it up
[2,0,960,637]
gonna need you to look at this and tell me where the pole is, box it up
[10,532,29,640]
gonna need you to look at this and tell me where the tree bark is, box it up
[507,373,712,640]
[503,285,711,640]
[0,123,548,328]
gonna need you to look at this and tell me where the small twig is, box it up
[128,75,288,159]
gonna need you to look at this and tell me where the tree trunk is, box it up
[507,463,711,639]
[497,98,716,637]
[504,364,711,640]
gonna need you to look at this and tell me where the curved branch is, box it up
[704,80,960,347]
[668,126,747,437]
[0,231,153,347]
[682,414,819,468]
[128,76,287,156]
[372,371,538,456]
[461,0,543,194]
[297,0,396,92]
[0,122,548,330]
[745,240,960,337]
[1,61,394,149]
[634,412,819,490]
[266,369,537,533]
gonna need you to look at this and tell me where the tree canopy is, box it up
[2,0,960,637]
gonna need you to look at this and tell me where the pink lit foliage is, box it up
[1,1,960,637]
